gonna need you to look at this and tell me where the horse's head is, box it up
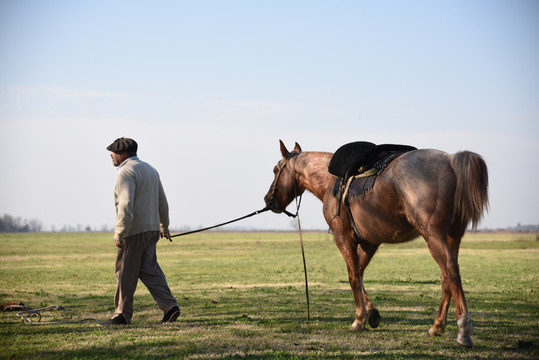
[264,140,304,214]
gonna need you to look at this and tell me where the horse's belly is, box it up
[350,202,419,244]
[371,227,419,244]
[357,222,419,244]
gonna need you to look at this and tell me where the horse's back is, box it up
[349,149,457,244]
[384,148,458,219]
[384,149,455,192]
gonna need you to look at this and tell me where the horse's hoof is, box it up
[457,313,473,347]
[457,334,474,348]
[367,308,380,328]
[428,326,443,337]
[351,320,365,331]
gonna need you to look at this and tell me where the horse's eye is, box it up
[273,166,278,174]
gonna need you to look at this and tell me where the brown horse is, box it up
[264,140,488,348]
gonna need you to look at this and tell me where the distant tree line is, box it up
[1,212,537,233]
[0,214,113,233]
[0,214,43,233]
[507,223,539,232]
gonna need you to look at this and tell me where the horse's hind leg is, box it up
[426,234,473,347]
[428,234,462,337]
[428,283,450,337]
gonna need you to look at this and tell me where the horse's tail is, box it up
[450,151,489,231]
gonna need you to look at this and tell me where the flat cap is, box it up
[106,137,138,154]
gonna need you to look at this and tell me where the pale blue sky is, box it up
[1,0,538,231]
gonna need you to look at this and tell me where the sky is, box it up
[1,0,538,232]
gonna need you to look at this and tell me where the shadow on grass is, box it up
[28,332,480,360]
[37,340,183,360]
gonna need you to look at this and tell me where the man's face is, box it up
[110,152,125,167]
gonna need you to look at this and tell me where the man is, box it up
[102,137,180,325]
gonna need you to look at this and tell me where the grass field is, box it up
[0,231,537,359]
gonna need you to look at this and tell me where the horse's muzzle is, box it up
[264,197,297,218]
[264,195,282,214]
[264,198,277,213]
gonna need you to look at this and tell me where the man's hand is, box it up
[161,232,171,241]
[115,238,124,248]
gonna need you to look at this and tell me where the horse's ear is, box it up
[294,142,302,153]
[279,139,290,158]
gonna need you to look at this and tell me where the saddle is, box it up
[329,141,416,180]
[329,141,416,207]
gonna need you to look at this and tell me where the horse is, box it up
[264,140,488,348]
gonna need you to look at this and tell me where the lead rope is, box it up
[169,207,270,239]
[169,156,298,240]
[16,306,99,325]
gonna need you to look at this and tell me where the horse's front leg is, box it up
[351,277,367,332]
[334,234,367,331]
[358,242,380,328]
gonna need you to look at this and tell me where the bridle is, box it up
[266,152,302,218]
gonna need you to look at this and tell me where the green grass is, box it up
[0,231,537,359]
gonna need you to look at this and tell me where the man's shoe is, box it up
[100,314,128,326]
[161,306,180,323]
